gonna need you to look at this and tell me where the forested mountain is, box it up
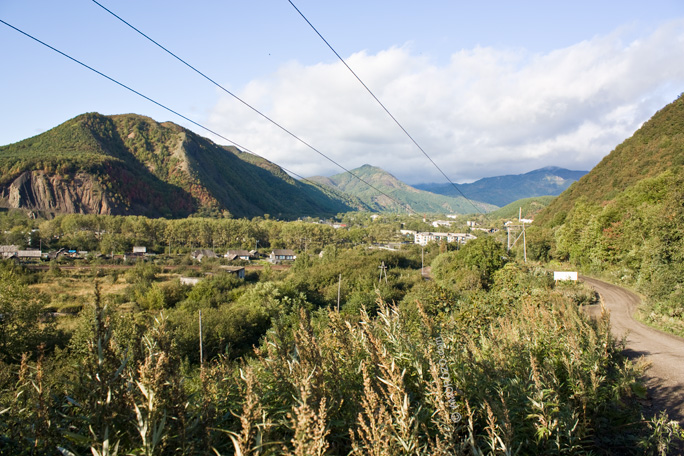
[309,164,496,214]
[532,93,684,337]
[415,167,587,206]
[536,94,684,226]
[0,113,361,219]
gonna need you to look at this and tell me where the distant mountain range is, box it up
[0,113,361,218]
[308,164,496,214]
[414,167,588,207]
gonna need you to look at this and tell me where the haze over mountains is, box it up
[415,167,588,207]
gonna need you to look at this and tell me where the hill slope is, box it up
[532,93,684,337]
[0,113,359,218]
[415,167,587,207]
[535,94,684,226]
[486,195,556,221]
[309,164,496,214]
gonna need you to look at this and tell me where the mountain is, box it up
[529,94,684,337]
[0,113,361,218]
[308,164,496,214]
[414,167,587,207]
[535,93,684,226]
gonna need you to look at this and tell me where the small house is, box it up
[17,249,42,260]
[220,266,246,279]
[0,245,20,259]
[269,249,296,263]
[191,249,218,262]
[224,249,252,261]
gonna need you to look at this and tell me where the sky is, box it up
[2,1,684,185]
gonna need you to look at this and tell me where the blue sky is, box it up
[2,0,684,184]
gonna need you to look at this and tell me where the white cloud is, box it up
[208,20,684,184]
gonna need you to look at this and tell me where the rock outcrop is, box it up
[0,171,113,214]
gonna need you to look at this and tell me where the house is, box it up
[224,249,252,261]
[269,249,296,263]
[219,266,246,279]
[0,245,20,259]
[414,232,476,246]
[17,249,43,260]
[432,220,454,228]
[133,246,147,254]
[191,249,218,262]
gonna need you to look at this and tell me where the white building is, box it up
[414,232,476,246]
[431,220,454,228]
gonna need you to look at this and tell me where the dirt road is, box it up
[583,277,684,424]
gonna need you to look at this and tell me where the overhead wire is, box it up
[89,0,414,215]
[286,0,485,215]
[0,18,413,214]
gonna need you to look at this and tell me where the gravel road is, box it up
[583,277,684,425]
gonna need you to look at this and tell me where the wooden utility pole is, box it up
[379,261,388,284]
[506,207,528,262]
[337,274,341,312]
[199,310,203,366]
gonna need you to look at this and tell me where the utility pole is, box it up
[379,261,388,284]
[199,310,204,367]
[337,274,341,312]
[421,246,424,277]
[506,207,528,263]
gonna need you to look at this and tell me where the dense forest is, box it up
[1,209,682,455]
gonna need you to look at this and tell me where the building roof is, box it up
[226,249,251,257]
[271,249,295,256]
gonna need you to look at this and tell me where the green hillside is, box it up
[486,195,555,220]
[532,93,684,336]
[535,94,684,226]
[0,113,358,218]
[309,164,495,214]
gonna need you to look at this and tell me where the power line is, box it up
[89,0,414,215]
[0,18,412,213]
[286,0,485,215]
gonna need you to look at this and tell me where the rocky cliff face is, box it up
[0,171,113,214]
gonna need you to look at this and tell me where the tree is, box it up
[432,237,507,291]
[0,267,50,362]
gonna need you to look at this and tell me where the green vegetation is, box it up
[532,94,684,337]
[486,195,555,220]
[0,238,679,456]
[0,209,681,454]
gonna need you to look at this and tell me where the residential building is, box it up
[225,249,252,261]
[191,249,218,262]
[414,232,476,246]
[269,249,296,262]
[0,245,20,259]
